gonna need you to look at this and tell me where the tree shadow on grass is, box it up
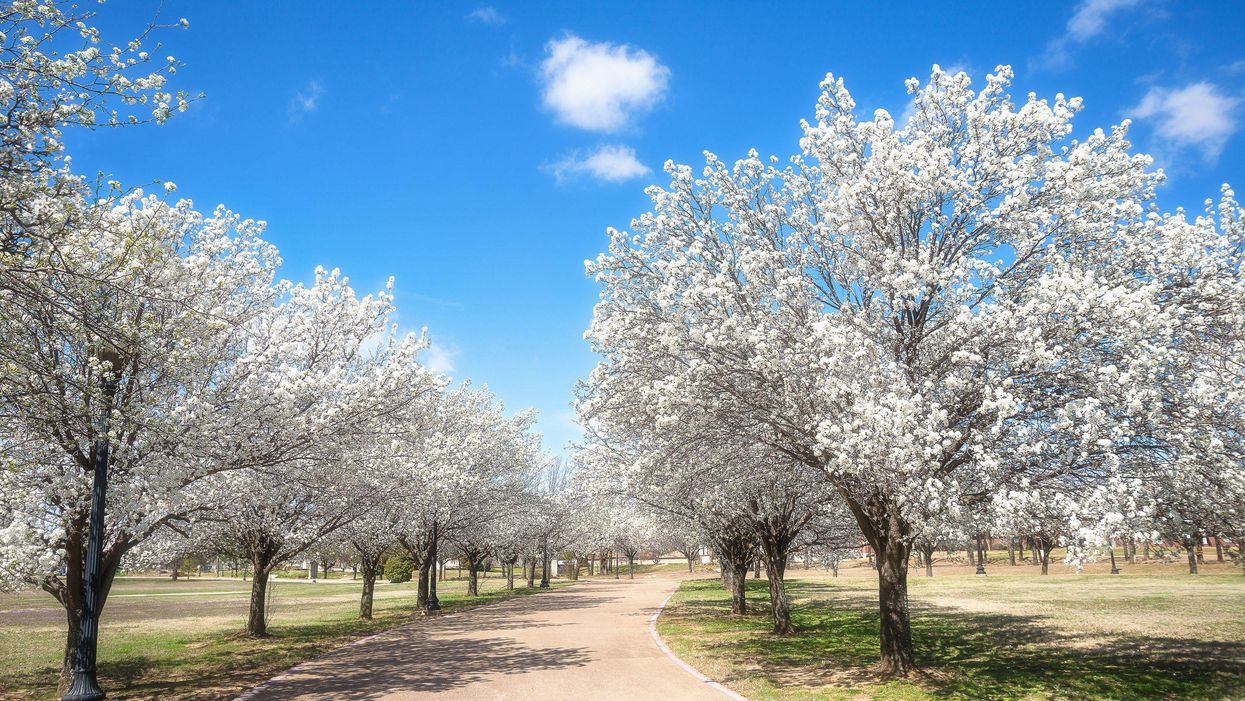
[667,578,1245,701]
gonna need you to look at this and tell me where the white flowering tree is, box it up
[0,192,276,686]
[197,270,441,636]
[0,1,191,312]
[384,381,542,608]
[582,65,1240,674]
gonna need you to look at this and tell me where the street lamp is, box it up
[64,347,122,701]
[539,534,550,588]
[425,521,440,611]
[975,533,987,576]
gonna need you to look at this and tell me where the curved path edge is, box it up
[648,588,750,701]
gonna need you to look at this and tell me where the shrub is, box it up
[384,556,413,583]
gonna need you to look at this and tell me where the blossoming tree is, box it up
[582,65,1241,674]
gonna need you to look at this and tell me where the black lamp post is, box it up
[539,534,550,588]
[64,351,121,701]
[975,533,987,576]
[425,521,440,611]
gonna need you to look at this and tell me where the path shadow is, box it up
[256,631,591,699]
[242,587,614,699]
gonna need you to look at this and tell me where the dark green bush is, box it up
[384,555,413,583]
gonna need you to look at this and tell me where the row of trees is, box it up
[0,5,567,700]
[577,65,1245,675]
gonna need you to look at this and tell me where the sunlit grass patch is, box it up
[658,572,1245,701]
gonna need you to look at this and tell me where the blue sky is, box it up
[70,1,1245,455]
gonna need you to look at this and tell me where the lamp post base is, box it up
[63,671,105,701]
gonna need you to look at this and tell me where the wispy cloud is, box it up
[544,144,650,184]
[1130,81,1241,162]
[540,34,670,132]
[467,7,506,26]
[422,340,458,375]
[1038,0,1145,71]
[288,80,324,121]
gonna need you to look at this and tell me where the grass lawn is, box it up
[657,562,1245,701]
[0,571,561,700]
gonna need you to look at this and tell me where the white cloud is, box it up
[1130,82,1241,161]
[540,34,670,132]
[422,341,458,375]
[1039,0,1144,70]
[467,7,506,25]
[545,144,650,183]
[289,80,323,121]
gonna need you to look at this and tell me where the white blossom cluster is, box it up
[578,65,1245,672]
[0,2,556,669]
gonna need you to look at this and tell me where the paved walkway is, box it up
[241,575,733,700]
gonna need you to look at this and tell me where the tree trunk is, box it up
[752,556,761,579]
[627,555,635,579]
[843,493,916,676]
[59,602,80,695]
[729,559,748,614]
[686,553,695,573]
[1008,538,1016,566]
[358,555,380,619]
[1039,538,1052,575]
[1187,542,1199,574]
[711,527,754,615]
[761,545,794,635]
[246,563,273,637]
[526,558,536,588]
[467,556,480,596]
[877,534,914,676]
[51,523,87,695]
[922,541,935,577]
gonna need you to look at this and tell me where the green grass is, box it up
[657,569,1245,701]
[0,572,564,700]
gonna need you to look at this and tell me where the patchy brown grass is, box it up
[0,572,560,700]
[659,561,1245,701]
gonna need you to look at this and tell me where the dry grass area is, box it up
[0,572,553,700]
[658,558,1245,701]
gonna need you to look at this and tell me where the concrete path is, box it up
[241,575,733,700]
